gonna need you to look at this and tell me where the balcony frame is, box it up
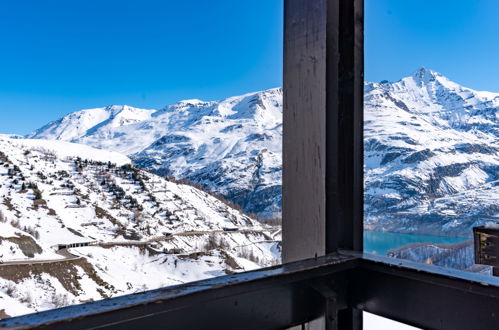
[2,0,499,329]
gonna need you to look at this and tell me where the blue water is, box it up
[364,230,469,256]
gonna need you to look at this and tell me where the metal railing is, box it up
[2,252,499,330]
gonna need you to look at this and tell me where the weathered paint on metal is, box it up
[3,253,499,329]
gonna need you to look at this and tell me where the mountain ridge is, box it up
[28,88,283,219]
[363,68,499,236]
[27,69,499,233]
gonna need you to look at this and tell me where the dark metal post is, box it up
[326,0,364,253]
[283,0,364,328]
[283,0,364,263]
[327,1,364,327]
[283,0,328,263]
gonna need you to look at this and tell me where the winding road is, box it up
[0,247,81,267]
[0,227,281,267]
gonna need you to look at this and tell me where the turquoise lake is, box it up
[363,230,469,256]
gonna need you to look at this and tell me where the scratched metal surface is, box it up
[0,253,357,329]
[3,252,499,329]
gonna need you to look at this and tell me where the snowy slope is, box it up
[0,137,279,318]
[28,89,283,219]
[27,105,157,151]
[14,139,131,166]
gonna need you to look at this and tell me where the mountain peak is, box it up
[177,99,205,105]
[410,67,441,83]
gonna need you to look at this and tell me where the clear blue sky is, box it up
[0,0,283,134]
[2,0,499,135]
[366,0,499,89]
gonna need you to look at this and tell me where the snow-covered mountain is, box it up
[28,90,283,220]
[28,68,499,237]
[364,68,499,237]
[0,136,279,318]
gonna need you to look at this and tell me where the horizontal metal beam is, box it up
[2,253,499,330]
[0,254,357,330]
[350,253,499,330]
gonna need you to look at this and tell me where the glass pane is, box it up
[364,0,499,275]
[0,0,282,318]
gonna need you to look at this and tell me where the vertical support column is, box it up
[283,0,328,263]
[325,0,364,254]
[283,0,364,328]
